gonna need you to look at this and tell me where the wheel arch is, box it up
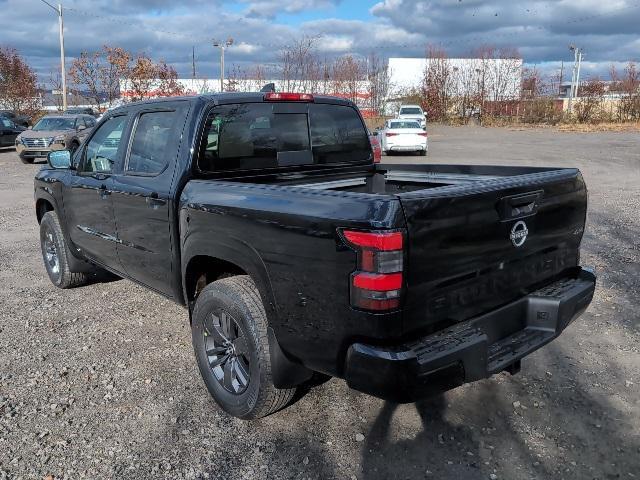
[182,248,313,388]
[35,197,55,224]
[182,246,277,325]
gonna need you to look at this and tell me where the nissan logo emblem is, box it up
[510,220,528,247]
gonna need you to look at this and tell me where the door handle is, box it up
[497,190,543,221]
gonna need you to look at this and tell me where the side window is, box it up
[86,117,96,128]
[79,115,127,174]
[126,111,178,175]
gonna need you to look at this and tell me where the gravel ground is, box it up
[0,125,638,480]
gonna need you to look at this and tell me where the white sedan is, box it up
[379,120,428,156]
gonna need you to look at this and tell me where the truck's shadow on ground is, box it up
[357,342,638,479]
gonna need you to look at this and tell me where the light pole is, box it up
[39,0,67,111]
[213,38,233,92]
[567,45,582,116]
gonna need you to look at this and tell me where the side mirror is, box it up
[48,150,72,169]
[77,125,86,131]
[27,125,32,130]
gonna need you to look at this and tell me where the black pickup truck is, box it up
[34,92,596,419]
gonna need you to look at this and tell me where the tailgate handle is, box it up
[498,190,543,221]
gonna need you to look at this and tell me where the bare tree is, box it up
[421,46,454,121]
[331,55,363,103]
[611,61,640,121]
[278,35,321,92]
[366,53,391,116]
[48,67,65,111]
[573,77,605,123]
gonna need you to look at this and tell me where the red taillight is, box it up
[353,272,402,291]
[341,229,405,311]
[264,92,314,102]
[418,132,428,137]
[385,132,398,137]
[343,230,403,251]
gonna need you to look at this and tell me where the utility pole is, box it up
[574,50,583,99]
[213,38,233,92]
[558,60,564,96]
[58,4,67,111]
[192,46,196,80]
[39,0,67,110]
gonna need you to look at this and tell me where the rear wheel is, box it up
[40,211,90,288]
[419,149,427,156]
[191,275,296,419]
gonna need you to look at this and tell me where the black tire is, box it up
[40,211,90,288]
[419,150,427,156]
[192,275,296,419]
[20,156,34,164]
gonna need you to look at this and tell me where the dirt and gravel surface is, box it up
[0,125,638,480]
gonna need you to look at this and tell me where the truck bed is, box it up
[213,164,567,196]
[188,162,585,344]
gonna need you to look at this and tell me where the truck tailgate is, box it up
[397,168,587,334]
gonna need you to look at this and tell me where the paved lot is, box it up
[0,125,638,480]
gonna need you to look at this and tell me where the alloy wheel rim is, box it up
[44,229,59,276]
[204,310,251,395]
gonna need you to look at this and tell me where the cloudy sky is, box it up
[1,0,639,83]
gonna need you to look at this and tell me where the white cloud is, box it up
[1,0,639,83]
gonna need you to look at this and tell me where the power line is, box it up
[62,6,214,43]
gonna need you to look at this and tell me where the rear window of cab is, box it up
[198,102,371,173]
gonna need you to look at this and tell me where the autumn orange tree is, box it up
[70,46,130,111]
[71,46,184,107]
[0,46,40,115]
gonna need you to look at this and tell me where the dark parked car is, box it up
[34,93,596,420]
[0,117,26,148]
[0,109,31,128]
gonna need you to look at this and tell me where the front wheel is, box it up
[40,211,90,288]
[191,276,296,419]
[20,156,34,164]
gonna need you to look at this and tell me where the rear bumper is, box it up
[387,144,427,152]
[344,268,596,402]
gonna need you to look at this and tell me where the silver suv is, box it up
[16,114,96,164]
